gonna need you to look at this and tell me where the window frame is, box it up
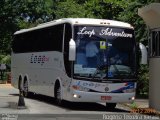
[150,29,160,57]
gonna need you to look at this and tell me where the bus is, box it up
[12,18,138,109]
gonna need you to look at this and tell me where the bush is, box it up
[0,55,11,64]
[0,55,11,71]
[136,64,149,97]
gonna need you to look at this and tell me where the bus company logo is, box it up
[77,27,133,38]
[30,54,49,65]
[105,87,109,92]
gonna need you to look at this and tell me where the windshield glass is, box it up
[74,25,136,79]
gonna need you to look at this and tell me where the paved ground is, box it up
[0,84,130,114]
[0,84,159,120]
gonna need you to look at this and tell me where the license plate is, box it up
[101,96,112,100]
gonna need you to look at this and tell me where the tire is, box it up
[106,103,117,110]
[55,85,63,105]
[23,80,29,97]
[18,78,23,91]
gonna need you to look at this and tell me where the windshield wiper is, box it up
[92,64,108,80]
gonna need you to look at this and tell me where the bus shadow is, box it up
[11,93,130,112]
[63,102,130,112]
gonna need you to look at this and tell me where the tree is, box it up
[84,0,127,19]
[0,0,18,54]
[118,0,154,45]
[14,0,54,28]
[54,0,94,19]
[0,0,54,55]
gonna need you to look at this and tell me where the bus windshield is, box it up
[74,25,136,79]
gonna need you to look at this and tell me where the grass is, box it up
[130,101,138,109]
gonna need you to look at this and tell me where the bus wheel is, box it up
[23,80,29,97]
[106,103,116,110]
[55,85,63,105]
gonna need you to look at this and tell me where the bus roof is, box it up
[14,18,134,35]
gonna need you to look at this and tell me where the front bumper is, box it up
[66,90,135,103]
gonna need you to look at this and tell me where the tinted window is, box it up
[12,24,64,53]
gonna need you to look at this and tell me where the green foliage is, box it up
[0,0,54,55]
[0,55,11,72]
[130,101,138,109]
[0,0,17,54]
[83,0,127,19]
[54,0,94,18]
[0,55,11,64]
[137,65,149,97]
[118,0,154,45]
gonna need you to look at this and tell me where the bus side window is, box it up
[36,24,64,52]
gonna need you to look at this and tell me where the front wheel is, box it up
[55,85,63,105]
[106,103,117,110]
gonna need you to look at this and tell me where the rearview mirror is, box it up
[69,39,76,61]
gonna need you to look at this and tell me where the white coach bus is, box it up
[11,18,138,109]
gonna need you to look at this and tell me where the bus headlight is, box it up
[131,96,135,100]
[73,94,78,98]
[72,85,90,92]
[123,88,135,93]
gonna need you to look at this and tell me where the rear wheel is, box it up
[23,80,29,97]
[18,77,23,91]
[106,103,117,110]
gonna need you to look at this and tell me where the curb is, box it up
[0,83,12,87]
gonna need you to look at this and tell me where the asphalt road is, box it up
[0,84,159,120]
